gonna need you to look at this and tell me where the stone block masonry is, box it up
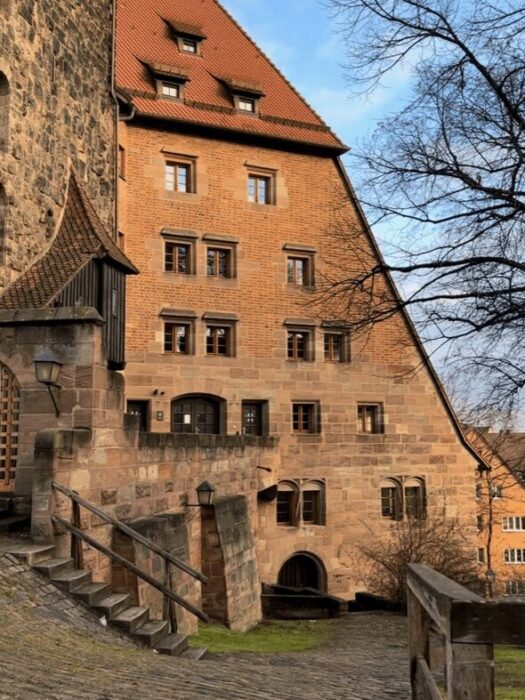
[0,0,116,291]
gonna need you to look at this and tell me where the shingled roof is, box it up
[0,173,137,310]
[116,0,347,152]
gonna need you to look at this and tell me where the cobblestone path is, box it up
[0,553,410,699]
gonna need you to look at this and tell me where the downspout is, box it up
[110,0,119,239]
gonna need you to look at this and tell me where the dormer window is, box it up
[160,81,181,99]
[165,20,206,56]
[216,76,264,116]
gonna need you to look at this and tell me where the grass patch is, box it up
[189,619,334,654]
[496,646,525,700]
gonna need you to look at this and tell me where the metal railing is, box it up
[52,481,209,625]
[407,563,525,699]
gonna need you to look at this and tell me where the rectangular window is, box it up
[287,329,314,361]
[477,515,484,532]
[238,97,256,112]
[206,326,232,357]
[324,332,350,362]
[287,256,313,287]
[381,487,400,519]
[405,487,424,519]
[477,548,486,564]
[182,38,198,53]
[207,247,232,278]
[505,549,525,564]
[292,403,320,434]
[503,516,525,532]
[166,161,193,193]
[276,491,294,525]
[357,403,383,434]
[302,490,321,524]
[247,174,271,204]
[161,82,181,99]
[490,484,503,499]
[164,323,192,354]
[476,483,482,500]
[506,580,525,596]
[165,241,192,274]
[242,401,267,436]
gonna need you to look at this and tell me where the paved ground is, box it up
[0,551,411,699]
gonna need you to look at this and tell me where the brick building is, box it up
[116,0,480,599]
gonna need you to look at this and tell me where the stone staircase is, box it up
[9,543,207,660]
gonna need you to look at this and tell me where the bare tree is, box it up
[358,512,482,606]
[325,0,525,418]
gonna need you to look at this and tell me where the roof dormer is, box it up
[147,62,190,100]
[166,21,206,56]
[217,76,265,116]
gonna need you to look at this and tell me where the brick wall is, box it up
[0,0,116,291]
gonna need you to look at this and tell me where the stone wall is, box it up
[0,0,116,291]
[202,496,262,632]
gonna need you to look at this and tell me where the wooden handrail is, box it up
[53,514,209,623]
[52,481,207,584]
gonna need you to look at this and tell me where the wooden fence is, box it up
[407,563,525,699]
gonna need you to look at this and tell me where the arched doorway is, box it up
[0,362,20,492]
[171,394,225,435]
[278,552,326,591]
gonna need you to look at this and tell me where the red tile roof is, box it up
[0,173,137,310]
[116,0,347,152]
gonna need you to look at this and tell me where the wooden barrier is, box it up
[407,564,525,699]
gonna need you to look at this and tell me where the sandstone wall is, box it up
[0,0,116,291]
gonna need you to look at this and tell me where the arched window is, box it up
[170,394,226,435]
[276,480,299,525]
[0,73,10,152]
[404,477,426,519]
[0,184,6,255]
[278,552,327,591]
[0,362,20,492]
[381,478,403,520]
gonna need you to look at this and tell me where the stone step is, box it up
[93,593,132,620]
[0,515,30,532]
[155,633,188,657]
[34,557,74,578]
[7,544,56,567]
[51,568,93,592]
[73,582,112,606]
[180,646,208,661]
[132,620,169,648]
[112,606,149,633]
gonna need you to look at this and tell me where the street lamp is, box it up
[34,351,63,417]
[485,568,496,598]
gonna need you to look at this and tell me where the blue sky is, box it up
[220,0,411,153]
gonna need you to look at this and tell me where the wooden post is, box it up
[70,498,83,569]
[408,586,430,699]
[447,642,495,700]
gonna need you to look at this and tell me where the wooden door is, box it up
[0,363,20,492]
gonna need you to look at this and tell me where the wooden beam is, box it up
[450,601,525,645]
[414,656,442,700]
[52,514,209,623]
[52,481,207,584]
[447,642,494,700]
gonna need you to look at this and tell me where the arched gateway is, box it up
[278,552,327,592]
[0,362,20,492]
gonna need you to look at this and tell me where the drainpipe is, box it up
[109,0,120,239]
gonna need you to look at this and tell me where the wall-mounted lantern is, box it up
[34,351,63,417]
[186,481,216,508]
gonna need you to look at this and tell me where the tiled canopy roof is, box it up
[116,0,347,152]
[0,174,137,310]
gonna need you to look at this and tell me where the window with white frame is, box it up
[503,516,525,531]
[506,580,525,596]
[505,548,525,564]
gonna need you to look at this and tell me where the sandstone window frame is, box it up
[292,401,321,435]
[246,165,276,205]
[276,479,326,527]
[203,233,238,280]
[162,229,198,275]
[164,153,197,194]
[357,402,384,434]
[241,400,268,436]
[285,319,316,362]
[160,309,197,356]
[203,313,238,358]
[380,476,426,521]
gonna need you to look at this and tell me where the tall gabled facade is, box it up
[117,0,478,599]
